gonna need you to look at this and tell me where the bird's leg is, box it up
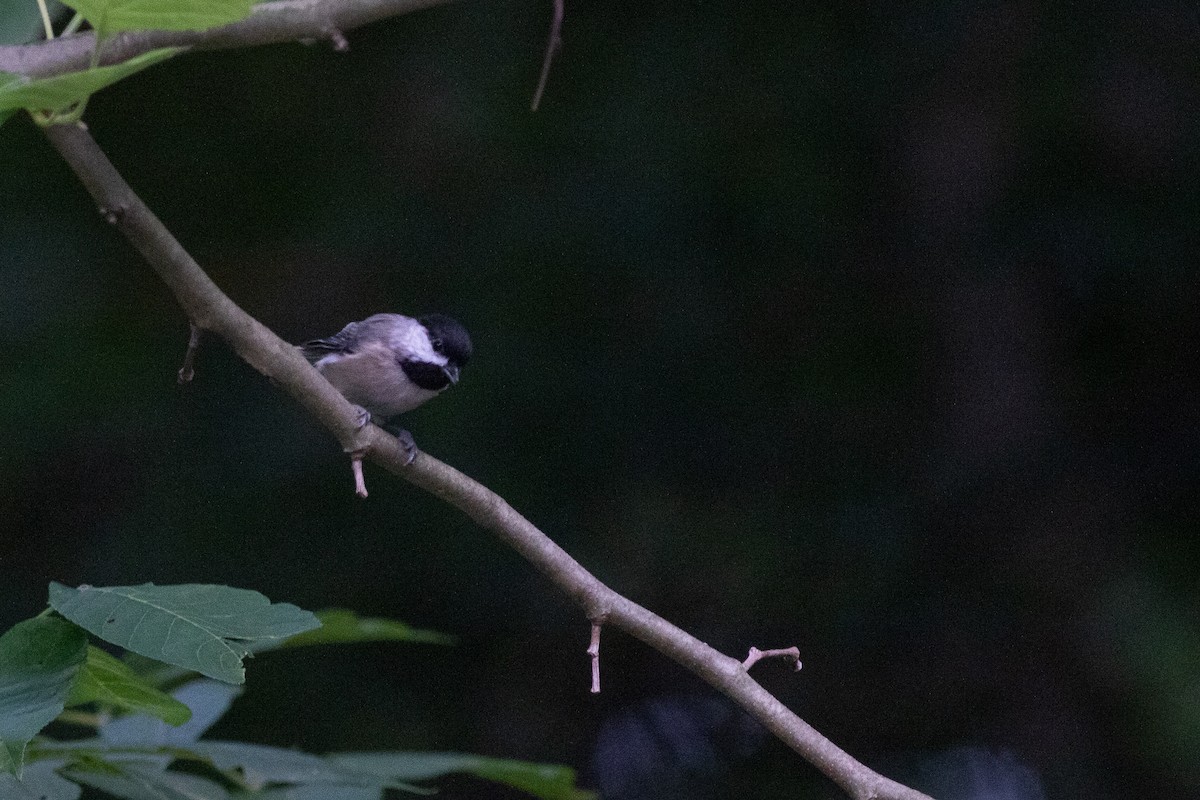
[345,411,417,495]
[347,405,373,498]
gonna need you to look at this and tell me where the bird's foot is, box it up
[351,405,373,429]
[345,413,416,498]
[381,422,419,466]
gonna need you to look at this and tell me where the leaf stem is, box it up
[63,13,85,37]
[36,0,55,40]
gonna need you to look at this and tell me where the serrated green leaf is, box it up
[0,48,179,113]
[67,647,191,726]
[61,0,254,35]
[48,583,320,685]
[328,753,596,800]
[277,610,456,650]
[0,617,88,776]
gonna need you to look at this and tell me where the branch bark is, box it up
[29,7,936,799]
[0,0,455,77]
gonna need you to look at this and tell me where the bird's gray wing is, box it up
[299,321,362,363]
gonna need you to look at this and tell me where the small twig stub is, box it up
[351,454,368,498]
[588,621,601,694]
[177,324,203,384]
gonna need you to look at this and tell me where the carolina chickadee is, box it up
[300,312,472,461]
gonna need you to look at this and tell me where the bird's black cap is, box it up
[419,314,473,366]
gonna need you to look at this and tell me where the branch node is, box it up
[327,27,349,52]
[587,620,602,694]
[98,203,126,225]
[742,645,802,673]
[177,323,203,384]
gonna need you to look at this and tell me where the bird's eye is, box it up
[431,337,444,352]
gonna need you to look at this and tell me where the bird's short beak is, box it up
[441,364,460,386]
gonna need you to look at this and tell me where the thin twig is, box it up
[530,0,563,111]
[40,115,933,800]
[36,0,54,41]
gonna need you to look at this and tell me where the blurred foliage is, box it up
[1,583,589,799]
[3,0,1199,797]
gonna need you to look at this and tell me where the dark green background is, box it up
[3,1,1199,797]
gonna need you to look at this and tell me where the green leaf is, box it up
[0,759,81,800]
[61,0,254,35]
[238,787,380,800]
[190,742,347,785]
[177,743,422,796]
[185,742,429,794]
[100,680,241,745]
[0,48,180,114]
[64,760,230,800]
[328,753,596,800]
[26,738,174,771]
[0,109,15,129]
[0,617,88,776]
[67,647,191,726]
[130,609,453,686]
[277,610,456,650]
[48,583,320,685]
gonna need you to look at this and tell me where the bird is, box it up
[300,312,472,466]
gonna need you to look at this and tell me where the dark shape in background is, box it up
[589,694,764,800]
[912,747,1047,800]
[3,0,1199,797]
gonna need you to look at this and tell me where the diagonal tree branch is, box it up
[42,118,934,800]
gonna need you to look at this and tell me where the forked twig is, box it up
[743,645,802,672]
